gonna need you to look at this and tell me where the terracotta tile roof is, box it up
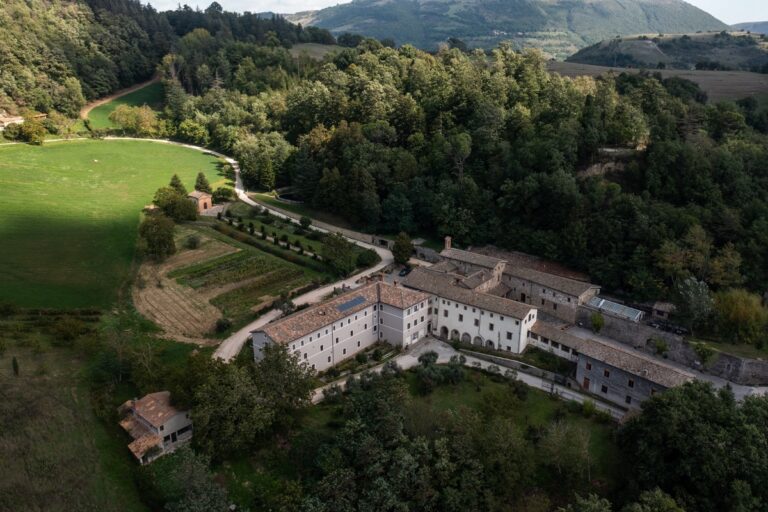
[259,282,428,345]
[129,391,181,428]
[504,266,599,298]
[127,434,161,459]
[187,190,212,199]
[531,322,694,388]
[440,248,506,269]
[403,267,534,320]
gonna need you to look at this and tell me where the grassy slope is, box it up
[0,343,147,512]
[0,139,226,309]
[87,82,164,130]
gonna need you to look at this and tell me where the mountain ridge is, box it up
[284,0,728,58]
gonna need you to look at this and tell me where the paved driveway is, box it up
[212,158,394,362]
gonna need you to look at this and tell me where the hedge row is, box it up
[212,223,330,274]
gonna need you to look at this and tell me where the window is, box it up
[474,319,479,326]
[472,308,476,312]
[336,337,339,343]
[490,313,494,318]
[458,314,463,322]
[651,389,657,396]
[374,326,377,332]
[489,323,494,331]
[463,305,467,310]
[303,353,307,360]
[357,341,360,347]
[343,348,346,355]
[312,364,315,370]
[603,369,610,378]
[354,315,358,320]
[301,340,304,347]
[506,332,512,340]
[420,316,424,322]
[160,425,164,431]
[625,395,632,404]
[443,310,448,318]
[551,341,560,349]
[601,385,608,394]
[541,299,545,305]
[407,323,411,329]
[292,344,295,350]
[320,345,323,351]
[628,379,635,388]
[500,316,504,321]
[428,307,432,314]
[364,324,367,329]
[380,318,383,323]
[553,304,557,311]
[373,305,377,311]
[515,320,519,325]
[309,336,313,341]
[530,333,538,340]
[350,330,353,336]
[542,288,545,293]
[586,362,592,370]
[567,298,571,303]
[407,308,411,315]
[325,329,329,335]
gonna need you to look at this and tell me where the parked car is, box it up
[398,266,412,277]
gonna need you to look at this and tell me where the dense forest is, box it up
[0,0,333,115]
[152,35,768,314]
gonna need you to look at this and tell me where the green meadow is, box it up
[0,139,226,308]
[87,81,164,130]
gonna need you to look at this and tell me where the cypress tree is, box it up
[195,172,212,193]
[169,174,187,195]
[12,356,19,376]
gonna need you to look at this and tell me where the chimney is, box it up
[444,236,452,251]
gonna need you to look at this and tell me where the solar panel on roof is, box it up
[336,296,366,312]
[588,297,644,322]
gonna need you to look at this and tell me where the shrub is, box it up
[185,235,201,249]
[356,249,380,268]
[591,312,605,333]
[300,216,312,229]
[582,399,597,418]
[50,317,89,345]
[355,352,368,364]
[215,318,232,333]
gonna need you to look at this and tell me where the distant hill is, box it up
[567,31,768,72]
[733,22,768,35]
[286,0,728,58]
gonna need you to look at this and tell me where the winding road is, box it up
[212,158,394,361]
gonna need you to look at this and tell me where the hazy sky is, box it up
[145,0,768,25]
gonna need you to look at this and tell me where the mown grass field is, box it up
[0,140,226,309]
[87,81,164,130]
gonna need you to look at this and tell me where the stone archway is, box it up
[440,326,449,339]
[450,329,460,341]
[473,336,483,345]
[487,340,495,350]
[461,332,471,344]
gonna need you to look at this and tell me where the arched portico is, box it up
[461,332,471,343]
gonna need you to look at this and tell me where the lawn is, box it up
[87,81,164,130]
[0,139,225,309]
[0,333,147,512]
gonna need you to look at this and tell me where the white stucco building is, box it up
[251,281,430,372]
[403,266,537,352]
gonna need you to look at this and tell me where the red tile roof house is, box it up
[118,391,193,464]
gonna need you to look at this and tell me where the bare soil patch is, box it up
[132,231,237,345]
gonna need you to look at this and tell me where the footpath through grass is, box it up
[0,139,224,309]
[87,81,164,130]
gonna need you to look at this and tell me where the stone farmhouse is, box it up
[252,281,430,372]
[187,190,213,213]
[118,391,193,465]
[251,239,693,409]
